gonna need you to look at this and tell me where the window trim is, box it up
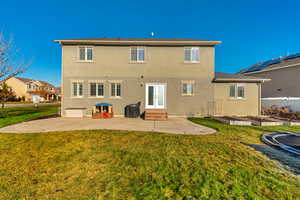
[78,46,94,62]
[89,82,104,98]
[110,82,122,98]
[181,81,195,96]
[130,47,145,63]
[229,84,245,99]
[184,47,200,63]
[71,81,84,98]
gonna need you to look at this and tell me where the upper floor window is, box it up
[111,83,121,97]
[72,82,83,97]
[184,47,200,62]
[229,84,245,99]
[90,83,104,97]
[79,47,93,61]
[130,47,145,62]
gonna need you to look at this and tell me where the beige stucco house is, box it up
[4,77,57,101]
[238,53,300,98]
[55,38,268,118]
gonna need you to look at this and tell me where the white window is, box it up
[79,47,93,61]
[184,47,200,62]
[130,47,145,62]
[90,83,104,97]
[229,84,245,99]
[72,82,83,97]
[111,83,121,97]
[182,82,194,96]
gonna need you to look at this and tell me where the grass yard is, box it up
[0,105,59,128]
[0,118,299,199]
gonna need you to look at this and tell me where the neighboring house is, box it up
[238,53,300,98]
[55,38,268,118]
[4,77,57,101]
[54,87,62,101]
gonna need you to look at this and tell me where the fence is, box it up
[261,97,300,112]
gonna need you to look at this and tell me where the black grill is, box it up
[125,103,140,118]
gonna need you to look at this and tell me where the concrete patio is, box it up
[0,117,216,135]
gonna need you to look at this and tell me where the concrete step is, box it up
[144,109,168,120]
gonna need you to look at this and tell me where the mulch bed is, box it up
[247,116,280,122]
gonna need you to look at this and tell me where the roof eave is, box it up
[213,78,271,83]
[54,39,221,46]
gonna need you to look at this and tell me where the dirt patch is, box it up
[25,114,60,122]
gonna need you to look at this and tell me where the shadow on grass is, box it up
[244,142,300,175]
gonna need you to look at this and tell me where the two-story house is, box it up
[4,77,57,101]
[55,38,269,118]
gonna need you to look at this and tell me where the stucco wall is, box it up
[61,45,216,116]
[247,66,300,98]
[5,77,30,100]
[213,83,260,116]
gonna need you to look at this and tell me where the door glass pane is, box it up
[148,86,154,106]
[157,86,164,106]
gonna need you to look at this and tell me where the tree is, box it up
[0,32,29,81]
[33,87,52,101]
[0,32,30,107]
[0,82,15,108]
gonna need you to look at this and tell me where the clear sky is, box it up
[1,0,300,86]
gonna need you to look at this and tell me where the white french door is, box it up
[145,84,166,109]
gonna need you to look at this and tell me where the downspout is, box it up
[258,82,262,116]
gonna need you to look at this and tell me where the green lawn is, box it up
[0,118,299,199]
[0,105,59,128]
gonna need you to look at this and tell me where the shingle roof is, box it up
[213,72,270,83]
[238,54,300,74]
[16,77,55,88]
[57,38,211,41]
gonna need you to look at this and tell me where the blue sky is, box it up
[1,0,300,86]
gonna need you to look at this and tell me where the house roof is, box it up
[213,72,270,83]
[54,38,221,46]
[238,53,300,75]
[54,87,61,94]
[15,77,55,88]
